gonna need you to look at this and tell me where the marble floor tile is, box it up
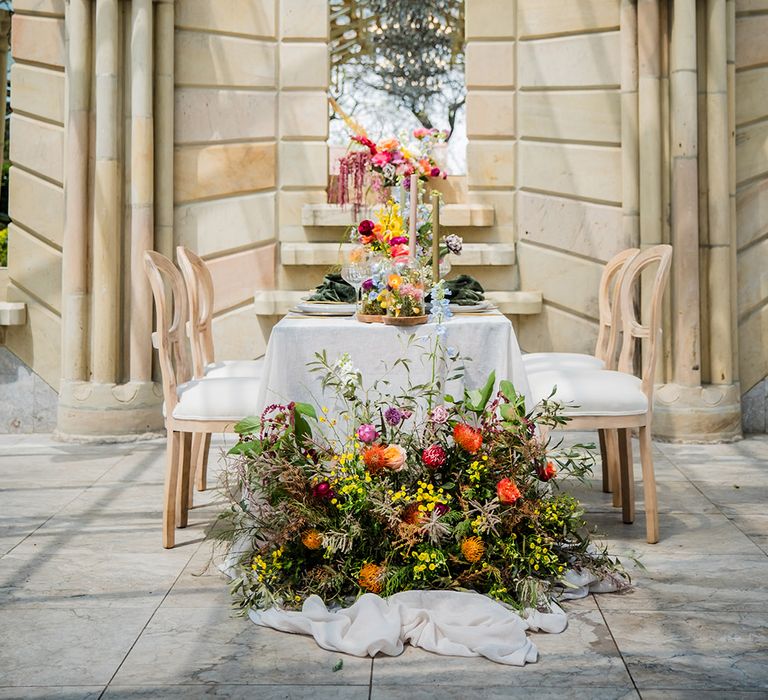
[726,513,768,554]
[112,606,373,686]
[689,480,768,516]
[602,610,768,690]
[594,553,768,612]
[640,691,768,699]
[0,687,103,699]
[163,542,234,609]
[371,609,632,688]
[103,685,369,699]
[0,607,151,687]
[371,686,639,699]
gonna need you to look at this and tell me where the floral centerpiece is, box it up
[336,128,449,210]
[219,348,629,614]
[383,266,428,323]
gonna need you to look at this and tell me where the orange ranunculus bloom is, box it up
[453,423,483,454]
[388,273,403,289]
[348,247,366,263]
[378,138,399,151]
[382,444,407,471]
[362,444,388,474]
[497,477,522,505]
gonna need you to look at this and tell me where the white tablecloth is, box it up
[256,311,532,412]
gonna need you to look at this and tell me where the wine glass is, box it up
[341,248,370,312]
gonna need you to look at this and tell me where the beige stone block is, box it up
[11,14,64,67]
[175,32,275,88]
[737,177,768,250]
[517,240,603,319]
[279,91,328,139]
[174,141,276,203]
[281,0,328,39]
[467,191,516,227]
[467,141,516,188]
[466,92,515,138]
[10,64,64,124]
[175,88,276,144]
[9,168,64,248]
[735,66,768,127]
[0,301,26,326]
[518,0,619,38]
[279,190,327,227]
[517,191,627,261]
[4,285,61,391]
[737,236,768,315]
[13,0,65,14]
[520,141,622,204]
[207,243,276,313]
[9,114,64,184]
[176,0,276,38]
[519,90,621,143]
[280,43,329,89]
[518,32,620,88]
[738,302,768,391]
[517,302,599,354]
[736,0,768,10]
[175,191,276,257]
[465,0,516,39]
[7,224,62,313]
[466,42,515,88]
[212,304,272,361]
[735,120,768,185]
[736,15,768,70]
[279,141,328,188]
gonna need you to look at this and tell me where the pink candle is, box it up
[409,174,418,261]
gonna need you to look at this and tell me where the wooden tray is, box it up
[356,313,385,324]
[382,314,429,327]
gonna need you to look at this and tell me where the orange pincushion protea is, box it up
[301,529,323,550]
[401,502,422,524]
[461,537,485,563]
[453,423,483,454]
[362,444,389,474]
[358,562,384,593]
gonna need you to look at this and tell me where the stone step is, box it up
[0,302,26,326]
[253,289,542,316]
[280,242,515,267]
[301,203,495,228]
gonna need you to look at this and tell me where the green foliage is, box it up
[0,227,7,268]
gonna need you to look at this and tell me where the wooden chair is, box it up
[176,246,263,493]
[527,244,673,543]
[523,247,639,497]
[144,251,263,548]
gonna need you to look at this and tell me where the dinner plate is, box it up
[296,301,356,314]
[448,301,495,313]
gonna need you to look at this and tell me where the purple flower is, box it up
[312,482,332,499]
[358,219,375,235]
[429,405,449,424]
[356,423,379,444]
[445,234,463,255]
[430,166,441,177]
[384,407,403,426]
[389,236,408,245]
[362,278,374,293]
[434,503,450,516]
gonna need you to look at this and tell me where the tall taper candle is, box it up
[409,174,418,261]
[431,191,440,283]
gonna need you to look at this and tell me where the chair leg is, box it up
[196,432,212,492]
[639,424,659,544]
[176,431,193,529]
[617,428,635,524]
[607,429,622,508]
[189,433,202,505]
[599,429,611,493]
[163,429,181,549]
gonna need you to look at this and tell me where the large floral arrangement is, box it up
[219,347,628,613]
[336,128,448,209]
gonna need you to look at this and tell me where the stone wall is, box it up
[4,0,66,391]
[734,3,768,397]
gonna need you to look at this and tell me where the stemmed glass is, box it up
[340,247,371,313]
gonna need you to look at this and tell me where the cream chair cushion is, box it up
[204,359,263,379]
[166,376,264,421]
[528,368,647,416]
[523,352,605,372]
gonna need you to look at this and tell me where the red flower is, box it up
[430,166,441,177]
[358,219,375,235]
[538,461,557,482]
[422,444,447,469]
[453,423,483,454]
[497,477,521,505]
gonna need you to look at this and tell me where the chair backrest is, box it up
[595,247,640,368]
[176,246,215,379]
[614,244,673,402]
[144,250,191,415]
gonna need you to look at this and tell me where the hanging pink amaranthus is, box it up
[336,150,371,214]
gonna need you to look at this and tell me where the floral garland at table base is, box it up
[217,347,629,663]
